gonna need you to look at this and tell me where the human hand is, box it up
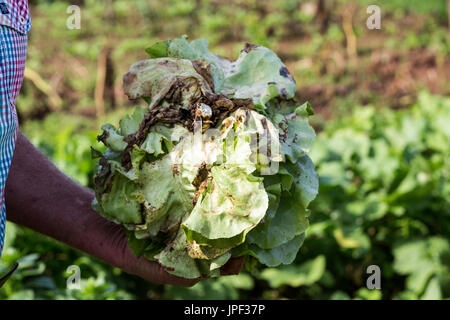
[119,233,245,284]
[113,226,201,287]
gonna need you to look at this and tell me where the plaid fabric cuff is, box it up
[0,24,28,256]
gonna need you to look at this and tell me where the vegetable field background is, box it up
[1,0,449,299]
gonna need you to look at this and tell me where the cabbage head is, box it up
[92,37,318,279]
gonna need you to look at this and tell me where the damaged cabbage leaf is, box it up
[285,155,319,208]
[123,58,213,109]
[146,37,228,91]
[133,154,196,238]
[92,37,318,279]
[219,45,297,108]
[182,165,268,240]
[268,101,316,162]
[155,230,203,279]
[98,173,142,225]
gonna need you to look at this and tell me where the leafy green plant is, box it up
[92,37,318,278]
[304,91,450,299]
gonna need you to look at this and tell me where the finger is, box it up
[220,256,246,276]
[119,239,201,287]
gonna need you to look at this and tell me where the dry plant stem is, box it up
[24,67,62,111]
[342,5,357,63]
[95,47,108,117]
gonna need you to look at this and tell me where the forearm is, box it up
[5,132,128,268]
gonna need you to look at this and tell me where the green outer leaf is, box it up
[247,195,308,249]
[124,229,151,258]
[267,102,316,162]
[284,114,316,161]
[155,230,202,279]
[235,233,306,267]
[284,155,319,208]
[220,45,297,107]
[98,173,142,224]
[297,101,314,116]
[100,124,127,152]
[261,182,282,222]
[119,107,147,136]
[145,40,169,58]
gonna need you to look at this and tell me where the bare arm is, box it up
[4,132,198,286]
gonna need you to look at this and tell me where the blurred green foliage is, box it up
[306,91,450,299]
[1,0,450,300]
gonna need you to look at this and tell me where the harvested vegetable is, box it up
[92,36,318,278]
